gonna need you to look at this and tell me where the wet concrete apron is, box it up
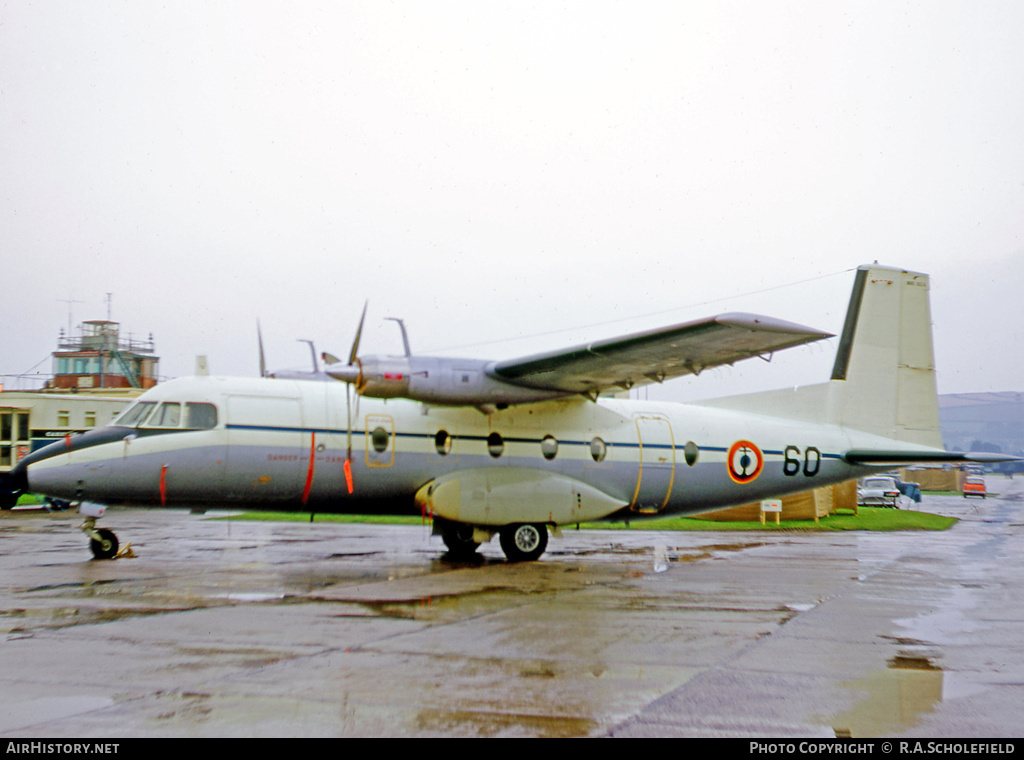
[2,479,1023,737]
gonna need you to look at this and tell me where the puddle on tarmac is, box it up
[360,587,524,623]
[1,602,208,633]
[415,707,597,738]
[830,653,943,738]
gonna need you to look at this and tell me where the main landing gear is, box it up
[437,517,481,560]
[499,523,548,562]
[435,516,549,562]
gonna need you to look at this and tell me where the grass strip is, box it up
[217,507,956,531]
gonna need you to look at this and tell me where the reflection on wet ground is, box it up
[2,478,1024,737]
[832,652,944,737]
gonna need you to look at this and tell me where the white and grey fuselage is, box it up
[17,373,917,524]
[15,265,999,544]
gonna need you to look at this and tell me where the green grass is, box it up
[582,507,956,532]
[217,511,428,526]
[219,507,956,532]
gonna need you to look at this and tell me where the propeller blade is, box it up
[346,382,353,456]
[348,300,368,365]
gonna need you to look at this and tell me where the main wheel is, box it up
[499,523,548,562]
[440,520,480,559]
[90,528,119,560]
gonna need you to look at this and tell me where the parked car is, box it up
[858,476,902,508]
[963,476,987,498]
[895,480,922,503]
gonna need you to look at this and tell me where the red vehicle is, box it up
[963,476,987,498]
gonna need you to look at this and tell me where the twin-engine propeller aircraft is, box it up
[7,265,1009,562]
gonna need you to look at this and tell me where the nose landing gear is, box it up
[85,522,120,560]
[78,503,129,560]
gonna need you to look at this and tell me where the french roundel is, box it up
[727,440,764,484]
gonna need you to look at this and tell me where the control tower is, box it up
[49,320,159,390]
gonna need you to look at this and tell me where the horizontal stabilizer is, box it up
[842,450,1022,466]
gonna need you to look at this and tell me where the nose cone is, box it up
[17,427,133,501]
[325,363,361,384]
[18,441,79,500]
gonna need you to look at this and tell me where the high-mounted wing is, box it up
[326,310,832,408]
[488,313,832,396]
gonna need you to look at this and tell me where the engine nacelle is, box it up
[353,356,412,399]
[327,355,566,407]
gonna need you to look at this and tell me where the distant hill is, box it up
[940,392,1024,456]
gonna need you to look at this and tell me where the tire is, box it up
[0,491,17,511]
[499,523,548,562]
[440,520,480,558]
[90,528,119,560]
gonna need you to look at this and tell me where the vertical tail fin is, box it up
[828,265,942,447]
[698,264,943,449]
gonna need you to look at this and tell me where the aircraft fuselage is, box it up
[21,374,896,521]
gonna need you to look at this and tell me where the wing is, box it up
[489,313,832,395]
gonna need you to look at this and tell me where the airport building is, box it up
[49,319,158,391]
[0,320,156,474]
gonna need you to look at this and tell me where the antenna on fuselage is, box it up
[257,320,268,377]
[384,317,411,357]
[297,339,319,373]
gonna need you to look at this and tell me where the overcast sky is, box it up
[2,1,1021,401]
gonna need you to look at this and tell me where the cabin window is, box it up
[57,410,70,427]
[590,437,607,462]
[435,430,452,456]
[684,441,699,467]
[148,403,181,428]
[487,432,504,458]
[84,412,97,428]
[184,402,218,430]
[371,426,390,453]
[541,435,558,460]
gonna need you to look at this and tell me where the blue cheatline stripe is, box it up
[225,424,844,461]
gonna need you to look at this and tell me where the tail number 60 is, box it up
[783,446,821,477]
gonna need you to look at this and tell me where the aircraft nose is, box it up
[17,442,79,500]
[15,427,133,501]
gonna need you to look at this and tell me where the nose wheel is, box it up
[89,528,120,560]
[80,515,121,560]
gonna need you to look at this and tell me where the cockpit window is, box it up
[184,402,218,429]
[148,402,181,428]
[115,400,218,430]
[114,401,157,427]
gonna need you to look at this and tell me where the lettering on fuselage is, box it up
[783,445,822,477]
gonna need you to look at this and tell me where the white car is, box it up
[858,476,902,508]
